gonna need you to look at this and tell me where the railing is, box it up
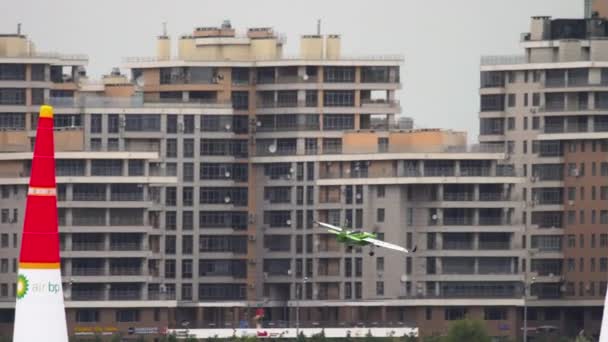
[442,241,474,250]
[72,268,105,276]
[109,290,141,300]
[73,193,106,201]
[478,241,511,250]
[480,54,527,66]
[110,242,142,251]
[595,122,608,132]
[444,193,474,201]
[123,54,404,63]
[71,291,105,301]
[442,266,475,274]
[110,217,144,226]
[5,51,88,61]
[478,193,505,201]
[424,168,455,177]
[110,193,144,201]
[460,167,491,177]
[71,242,105,251]
[48,96,231,109]
[443,217,474,226]
[72,217,106,226]
[478,217,503,225]
[110,268,142,276]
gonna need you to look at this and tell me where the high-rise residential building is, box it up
[481,12,608,339]
[0,22,526,340]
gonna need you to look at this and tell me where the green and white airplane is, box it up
[315,221,416,256]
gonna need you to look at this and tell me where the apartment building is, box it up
[0,23,526,341]
[480,13,608,339]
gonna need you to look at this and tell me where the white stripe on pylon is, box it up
[13,268,68,342]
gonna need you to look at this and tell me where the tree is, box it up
[444,320,490,342]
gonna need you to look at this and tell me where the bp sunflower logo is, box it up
[16,274,28,299]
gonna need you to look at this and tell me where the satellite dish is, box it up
[225,124,232,131]
[431,214,438,220]
[400,275,408,283]
[224,196,231,203]
[302,74,309,81]
[224,171,231,178]
[268,144,277,154]
[135,76,145,88]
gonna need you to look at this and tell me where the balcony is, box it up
[478,241,510,250]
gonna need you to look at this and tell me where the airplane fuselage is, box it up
[336,231,375,247]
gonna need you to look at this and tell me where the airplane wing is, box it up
[315,221,344,232]
[362,237,411,254]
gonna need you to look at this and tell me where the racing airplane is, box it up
[315,221,416,256]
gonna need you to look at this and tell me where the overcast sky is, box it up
[0,0,581,140]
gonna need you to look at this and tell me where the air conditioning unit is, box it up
[248,235,256,241]
[530,176,537,183]
[573,169,580,177]
[530,108,537,114]
[249,283,256,289]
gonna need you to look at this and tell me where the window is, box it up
[376,257,384,272]
[324,67,355,83]
[445,307,467,321]
[183,138,194,158]
[75,309,99,323]
[323,91,354,107]
[165,236,176,254]
[376,281,384,296]
[355,282,362,299]
[377,185,385,198]
[532,117,539,129]
[344,282,352,299]
[108,114,119,133]
[182,284,193,301]
[507,117,515,130]
[182,187,193,206]
[182,259,193,278]
[532,93,540,106]
[90,114,102,133]
[232,91,249,110]
[182,211,193,231]
[484,308,507,320]
[182,235,193,254]
[166,139,177,158]
[116,309,139,322]
[183,162,194,182]
[165,260,176,278]
[377,208,385,222]
[165,211,176,231]
[507,94,516,107]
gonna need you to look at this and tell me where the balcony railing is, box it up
[110,268,142,276]
[73,193,106,201]
[110,243,142,251]
[71,268,105,276]
[478,241,511,250]
[478,217,504,225]
[442,241,473,250]
[71,242,105,251]
[109,290,141,300]
[444,193,474,201]
[71,290,105,301]
[478,193,505,201]
[443,217,474,226]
